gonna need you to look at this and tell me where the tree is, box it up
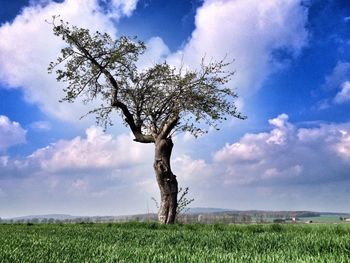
[151,186,194,223]
[48,18,245,224]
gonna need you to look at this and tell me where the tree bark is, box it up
[154,138,178,224]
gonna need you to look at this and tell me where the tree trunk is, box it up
[154,138,178,224]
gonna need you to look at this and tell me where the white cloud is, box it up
[214,114,293,163]
[334,130,350,161]
[167,0,308,96]
[29,126,153,172]
[3,114,350,215]
[213,113,350,187]
[0,125,156,216]
[137,37,170,70]
[0,0,138,122]
[262,165,302,179]
[30,121,51,131]
[182,131,195,142]
[323,61,350,90]
[313,61,350,109]
[173,154,211,181]
[319,61,350,107]
[214,140,263,162]
[110,0,138,17]
[334,81,350,104]
[266,113,294,145]
[0,115,27,152]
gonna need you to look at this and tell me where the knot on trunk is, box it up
[154,159,168,173]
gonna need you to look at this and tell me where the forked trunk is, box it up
[154,138,178,224]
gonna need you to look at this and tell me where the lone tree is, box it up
[48,19,245,224]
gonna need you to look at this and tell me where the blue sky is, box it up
[0,0,350,218]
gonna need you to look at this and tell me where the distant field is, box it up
[1,222,350,262]
[299,215,345,223]
[256,215,345,224]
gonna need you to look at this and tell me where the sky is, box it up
[0,0,350,218]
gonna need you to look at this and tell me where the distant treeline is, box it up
[0,214,158,224]
[0,210,328,224]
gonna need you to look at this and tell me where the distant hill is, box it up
[3,208,349,222]
[186,207,235,214]
[10,214,80,220]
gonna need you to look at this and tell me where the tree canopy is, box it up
[48,18,245,143]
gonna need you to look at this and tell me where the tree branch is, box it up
[158,115,180,140]
[113,100,154,143]
[62,28,154,143]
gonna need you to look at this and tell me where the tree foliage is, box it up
[48,17,245,142]
[176,187,194,216]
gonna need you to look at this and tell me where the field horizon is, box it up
[2,207,350,225]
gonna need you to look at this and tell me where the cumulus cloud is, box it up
[28,126,152,173]
[167,0,308,96]
[213,114,350,187]
[162,114,350,208]
[109,0,138,17]
[0,125,156,216]
[214,114,293,164]
[0,0,138,122]
[2,114,350,214]
[137,37,170,70]
[0,115,26,152]
[0,125,155,185]
[173,154,211,181]
[262,165,303,179]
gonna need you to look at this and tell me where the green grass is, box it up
[1,222,350,262]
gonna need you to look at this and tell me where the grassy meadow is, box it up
[1,222,350,262]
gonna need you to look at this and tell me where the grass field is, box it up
[1,222,350,262]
